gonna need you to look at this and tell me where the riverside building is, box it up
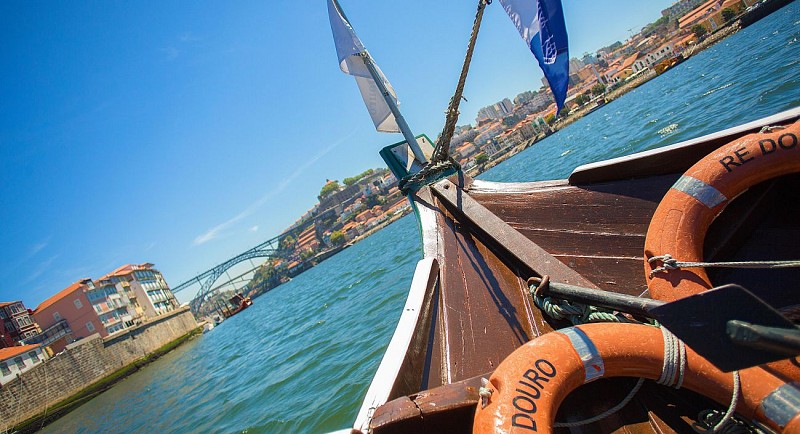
[0,344,48,385]
[0,301,40,347]
[108,263,179,318]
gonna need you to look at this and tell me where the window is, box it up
[17,315,31,327]
[53,312,62,321]
[28,351,38,362]
[14,357,25,369]
[74,299,83,309]
[86,322,95,332]
[0,362,9,376]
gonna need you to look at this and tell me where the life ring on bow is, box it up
[472,323,799,434]
[644,121,800,302]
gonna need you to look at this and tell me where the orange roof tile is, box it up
[620,52,641,70]
[0,302,16,308]
[0,344,40,362]
[35,282,84,313]
[679,0,720,28]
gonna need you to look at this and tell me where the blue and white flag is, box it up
[499,0,569,114]
[327,0,400,133]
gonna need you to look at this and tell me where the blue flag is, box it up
[499,0,569,114]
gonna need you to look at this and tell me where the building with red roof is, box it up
[32,280,100,353]
[0,344,47,385]
[0,301,40,348]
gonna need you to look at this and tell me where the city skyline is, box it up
[1,0,675,306]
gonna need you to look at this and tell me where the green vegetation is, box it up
[329,230,345,246]
[574,93,591,106]
[692,24,708,38]
[319,180,341,198]
[475,152,489,165]
[300,249,315,261]
[343,169,375,186]
[280,235,296,250]
[721,8,736,23]
[642,15,674,38]
[591,83,606,96]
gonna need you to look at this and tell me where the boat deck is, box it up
[361,110,800,433]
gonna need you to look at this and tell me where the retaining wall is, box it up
[0,307,198,430]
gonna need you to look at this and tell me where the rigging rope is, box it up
[431,0,491,163]
[398,0,490,193]
[648,254,800,278]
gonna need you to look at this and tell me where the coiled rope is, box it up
[398,0,491,193]
[529,277,742,432]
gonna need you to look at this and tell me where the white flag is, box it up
[328,0,400,133]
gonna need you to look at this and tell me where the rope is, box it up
[530,276,745,432]
[398,0,490,193]
[657,326,686,389]
[531,285,632,325]
[693,371,742,433]
[479,377,493,409]
[431,0,491,163]
[553,378,645,428]
[648,254,800,278]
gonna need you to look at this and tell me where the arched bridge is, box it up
[172,228,305,316]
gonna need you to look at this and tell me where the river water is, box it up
[42,4,799,433]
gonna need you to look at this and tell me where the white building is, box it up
[0,344,47,385]
[85,277,141,335]
[108,263,180,319]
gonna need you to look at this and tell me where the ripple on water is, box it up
[38,3,800,433]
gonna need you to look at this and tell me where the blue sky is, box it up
[0,0,674,307]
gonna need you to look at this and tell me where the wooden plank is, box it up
[352,258,439,433]
[372,375,484,434]
[435,206,541,381]
[431,178,600,289]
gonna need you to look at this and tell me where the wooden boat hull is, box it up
[351,107,800,433]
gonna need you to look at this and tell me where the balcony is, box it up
[22,319,72,346]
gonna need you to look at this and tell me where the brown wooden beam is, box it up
[430,179,599,289]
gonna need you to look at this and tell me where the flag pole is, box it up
[359,52,428,164]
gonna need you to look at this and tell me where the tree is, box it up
[280,235,295,250]
[343,168,375,186]
[721,8,736,23]
[300,249,315,261]
[330,230,346,246]
[544,113,556,125]
[692,24,708,39]
[319,180,341,198]
[591,83,606,96]
[575,93,590,106]
[475,152,489,165]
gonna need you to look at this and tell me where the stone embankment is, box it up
[0,307,200,433]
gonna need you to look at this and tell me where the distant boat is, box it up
[225,293,253,318]
[202,322,214,333]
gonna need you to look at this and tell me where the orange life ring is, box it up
[644,121,800,302]
[472,323,800,434]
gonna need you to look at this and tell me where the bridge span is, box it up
[172,227,307,316]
